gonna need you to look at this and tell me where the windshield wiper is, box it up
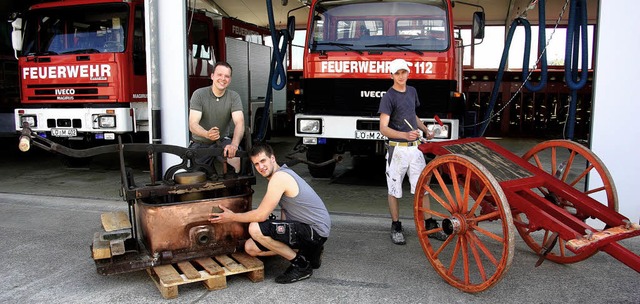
[27,51,58,56]
[365,43,423,55]
[61,49,101,55]
[313,41,363,55]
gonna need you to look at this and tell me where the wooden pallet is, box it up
[147,252,264,299]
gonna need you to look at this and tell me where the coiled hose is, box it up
[564,0,588,139]
[255,0,290,142]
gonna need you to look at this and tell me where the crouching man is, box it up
[210,142,331,284]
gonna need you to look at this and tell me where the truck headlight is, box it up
[427,124,450,139]
[98,115,116,128]
[21,115,37,127]
[297,118,321,134]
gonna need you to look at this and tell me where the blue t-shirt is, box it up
[378,86,421,141]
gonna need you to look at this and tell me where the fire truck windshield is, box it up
[21,3,129,56]
[309,0,449,53]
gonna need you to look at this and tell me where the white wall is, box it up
[591,0,639,224]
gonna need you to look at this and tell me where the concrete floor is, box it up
[0,136,638,303]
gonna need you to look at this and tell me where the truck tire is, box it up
[306,144,336,178]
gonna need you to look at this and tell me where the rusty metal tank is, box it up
[135,171,253,261]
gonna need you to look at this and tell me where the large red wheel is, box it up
[414,154,515,293]
[516,139,618,264]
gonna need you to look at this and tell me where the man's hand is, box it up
[224,143,238,158]
[425,128,435,140]
[209,205,234,224]
[207,127,220,141]
[406,130,420,141]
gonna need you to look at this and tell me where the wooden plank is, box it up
[214,254,245,273]
[231,253,264,282]
[231,252,263,269]
[92,232,111,260]
[153,265,183,285]
[193,257,225,275]
[244,268,264,283]
[101,211,132,232]
[176,261,201,280]
[203,276,227,291]
[147,269,178,299]
[444,142,533,182]
[566,223,640,252]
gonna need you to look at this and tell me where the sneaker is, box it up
[391,229,406,245]
[309,245,324,269]
[425,219,448,241]
[274,264,313,284]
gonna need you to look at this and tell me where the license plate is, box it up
[51,128,78,137]
[354,131,387,140]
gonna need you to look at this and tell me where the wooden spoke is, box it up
[470,224,504,243]
[474,210,502,223]
[414,154,514,293]
[469,239,488,282]
[431,234,455,258]
[532,154,544,170]
[467,231,499,266]
[568,163,594,187]
[448,163,464,212]
[519,139,618,264]
[467,185,488,217]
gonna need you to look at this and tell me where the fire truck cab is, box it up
[294,0,483,178]
[10,0,276,164]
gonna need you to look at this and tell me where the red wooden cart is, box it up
[414,137,640,292]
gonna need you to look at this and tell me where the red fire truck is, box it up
[293,0,483,177]
[11,0,272,159]
[0,20,19,137]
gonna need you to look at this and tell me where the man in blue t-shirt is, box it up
[210,142,330,284]
[378,58,447,245]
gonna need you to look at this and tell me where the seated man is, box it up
[188,61,244,173]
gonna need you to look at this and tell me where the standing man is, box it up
[378,58,447,245]
[210,142,330,284]
[189,61,244,173]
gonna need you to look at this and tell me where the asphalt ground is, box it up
[0,136,638,303]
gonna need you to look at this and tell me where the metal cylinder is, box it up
[174,171,206,201]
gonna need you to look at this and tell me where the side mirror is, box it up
[287,15,295,41]
[472,11,485,40]
[11,18,23,51]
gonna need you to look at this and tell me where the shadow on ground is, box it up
[330,155,387,186]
